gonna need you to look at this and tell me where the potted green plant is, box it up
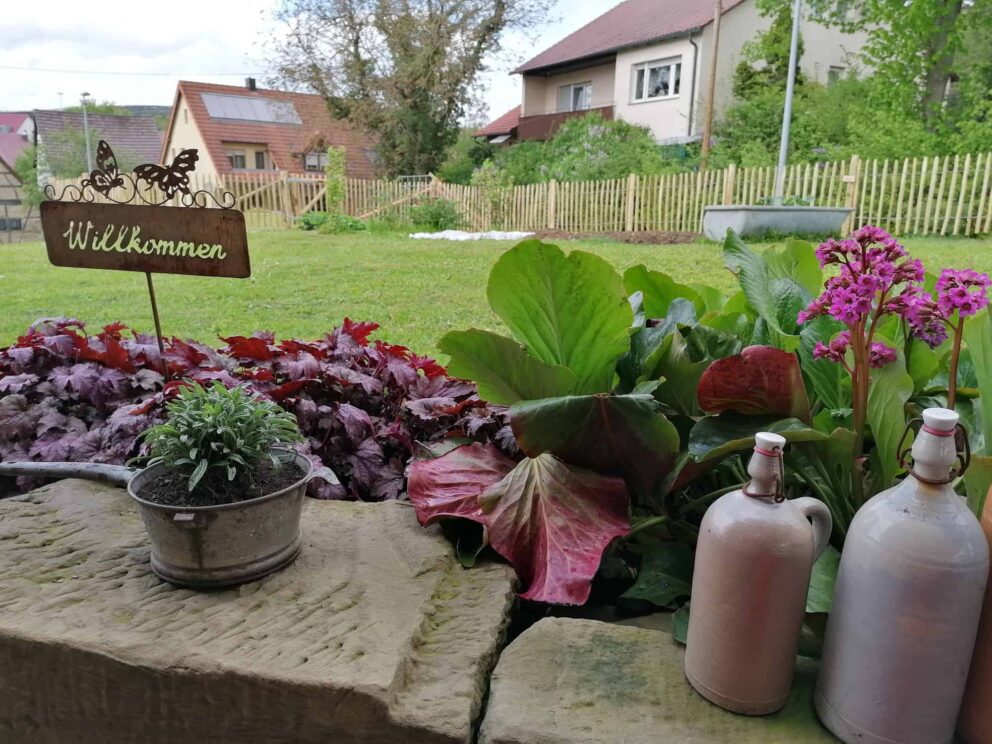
[128,381,311,588]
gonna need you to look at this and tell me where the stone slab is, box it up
[478,617,836,744]
[0,480,516,744]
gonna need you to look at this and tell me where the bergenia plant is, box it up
[797,226,928,504]
[910,269,991,408]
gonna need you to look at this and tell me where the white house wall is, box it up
[613,36,700,142]
[697,0,870,130]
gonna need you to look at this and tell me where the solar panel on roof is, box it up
[201,94,302,125]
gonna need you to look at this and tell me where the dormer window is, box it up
[304,151,329,171]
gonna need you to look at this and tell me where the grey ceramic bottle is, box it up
[685,432,832,715]
[815,408,989,744]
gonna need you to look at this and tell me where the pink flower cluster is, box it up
[812,330,896,369]
[936,269,990,318]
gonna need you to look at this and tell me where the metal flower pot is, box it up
[127,450,312,588]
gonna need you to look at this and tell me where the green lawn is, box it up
[2,230,990,357]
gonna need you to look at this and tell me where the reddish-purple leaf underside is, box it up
[696,345,812,423]
[481,453,629,605]
[408,443,517,526]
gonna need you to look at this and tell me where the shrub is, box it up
[471,161,514,229]
[0,318,511,500]
[318,214,368,234]
[409,197,463,231]
[298,211,330,231]
[324,146,346,216]
[140,382,303,496]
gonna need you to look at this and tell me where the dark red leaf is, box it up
[342,318,379,346]
[696,345,812,422]
[408,443,517,526]
[481,454,630,605]
[221,335,276,361]
[410,354,447,378]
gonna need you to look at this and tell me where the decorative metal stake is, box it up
[144,272,169,381]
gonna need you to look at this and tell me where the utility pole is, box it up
[773,0,802,202]
[80,92,94,173]
[700,0,723,170]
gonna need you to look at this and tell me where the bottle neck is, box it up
[910,427,958,484]
[746,449,781,497]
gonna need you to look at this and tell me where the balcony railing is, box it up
[517,105,615,141]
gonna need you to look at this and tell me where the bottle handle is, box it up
[793,497,832,561]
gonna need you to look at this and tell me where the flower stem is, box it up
[948,319,965,410]
[850,326,869,508]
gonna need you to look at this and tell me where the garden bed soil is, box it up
[533,230,700,245]
[137,461,305,508]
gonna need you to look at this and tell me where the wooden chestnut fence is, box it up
[47,151,992,237]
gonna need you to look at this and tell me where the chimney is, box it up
[246,77,257,91]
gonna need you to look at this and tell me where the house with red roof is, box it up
[0,112,34,172]
[161,79,379,181]
[478,0,867,144]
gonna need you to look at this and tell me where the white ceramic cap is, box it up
[755,432,787,452]
[923,408,958,433]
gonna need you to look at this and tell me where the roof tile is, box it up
[171,81,379,179]
[515,0,746,74]
[33,110,162,173]
[475,106,521,137]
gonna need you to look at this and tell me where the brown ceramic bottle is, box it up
[959,486,992,744]
[684,432,832,715]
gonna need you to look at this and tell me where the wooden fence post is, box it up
[843,155,862,233]
[547,180,558,230]
[722,163,737,204]
[625,173,638,232]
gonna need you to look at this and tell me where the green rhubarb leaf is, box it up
[439,329,579,405]
[487,240,632,395]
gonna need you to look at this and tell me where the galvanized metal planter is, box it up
[128,450,312,589]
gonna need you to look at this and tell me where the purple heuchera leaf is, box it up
[1,317,510,502]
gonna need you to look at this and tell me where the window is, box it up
[828,66,845,85]
[254,151,267,170]
[632,58,682,101]
[0,218,23,231]
[226,149,246,169]
[304,151,329,171]
[557,82,592,113]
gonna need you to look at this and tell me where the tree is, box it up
[733,4,805,100]
[271,0,553,176]
[759,0,991,127]
[438,129,497,184]
[14,146,44,207]
[63,101,132,116]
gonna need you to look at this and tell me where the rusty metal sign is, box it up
[41,202,250,278]
[39,140,251,378]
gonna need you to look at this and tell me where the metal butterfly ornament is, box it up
[86,140,126,195]
[133,149,200,199]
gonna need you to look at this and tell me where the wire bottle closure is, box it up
[897,418,971,485]
[742,444,786,502]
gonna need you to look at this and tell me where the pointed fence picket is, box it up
[44,151,992,237]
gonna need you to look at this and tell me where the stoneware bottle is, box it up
[958,485,992,744]
[685,432,832,715]
[815,408,989,744]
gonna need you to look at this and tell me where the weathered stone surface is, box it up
[0,480,516,744]
[479,617,835,744]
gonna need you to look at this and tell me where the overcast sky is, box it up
[0,0,611,123]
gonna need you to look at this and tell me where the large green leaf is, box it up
[867,352,914,490]
[965,455,992,517]
[616,299,695,393]
[790,428,859,540]
[621,541,694,608]
[510,393,680,503]
[723,231,809,352]
[651,332,710,417]
[799,317,848,412]
[439,329,579,405]
[623,264,703,317]
[964,310,992,451]
[688,414,825,461]
[806,545,841,613]
[487,240,633,394]
[766,238,824,297]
